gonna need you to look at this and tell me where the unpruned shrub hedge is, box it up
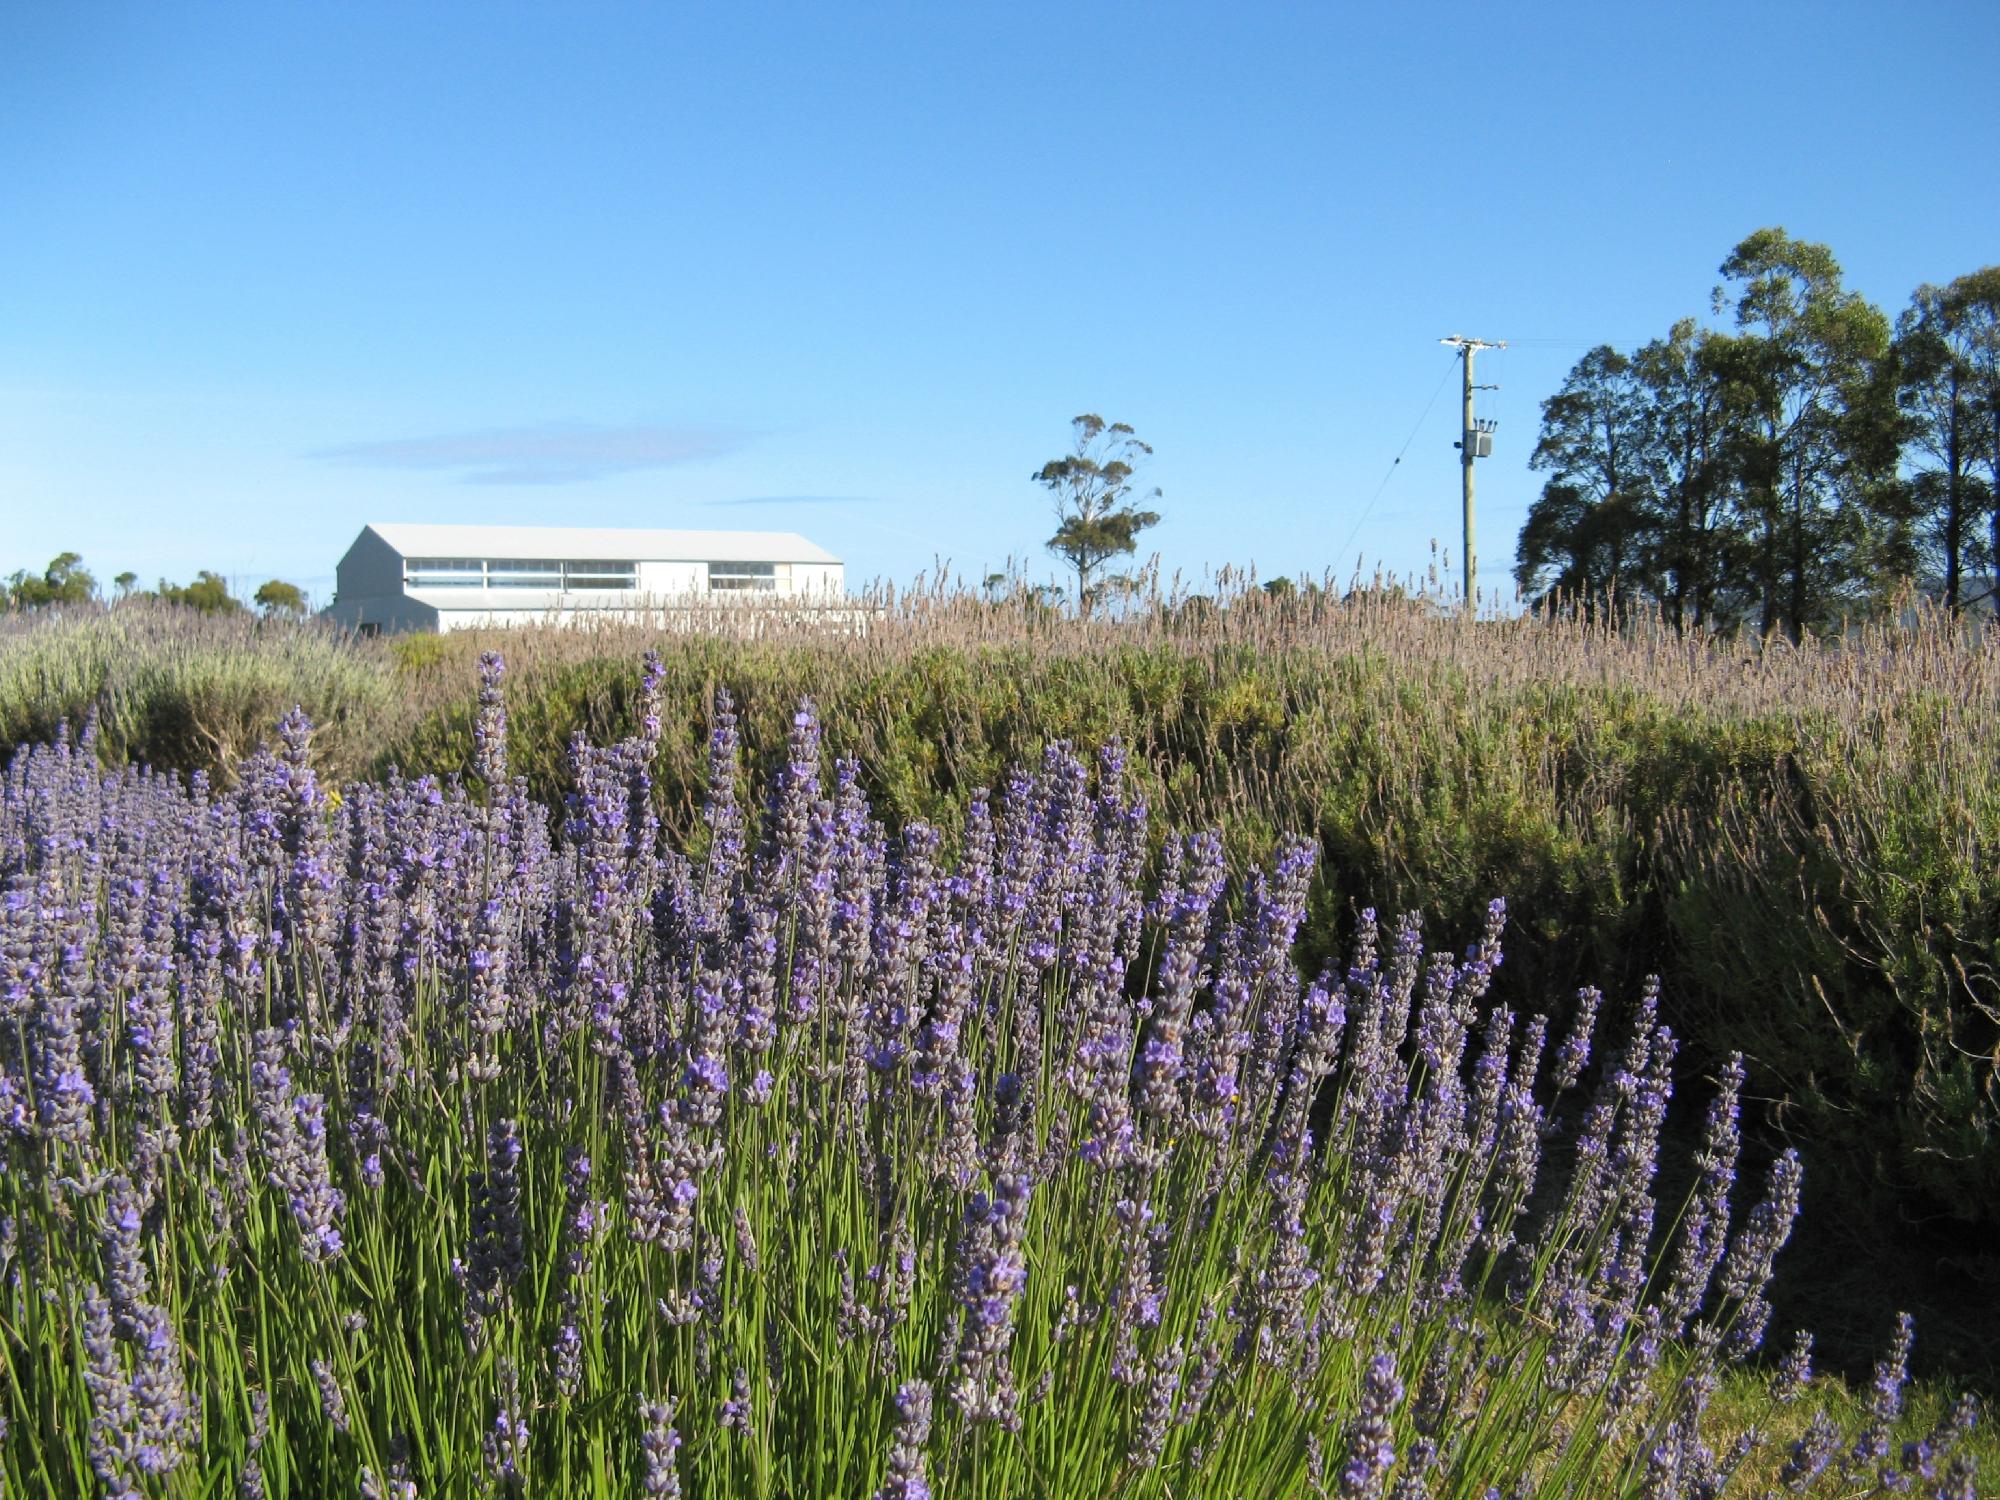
[2,591,1994,1380]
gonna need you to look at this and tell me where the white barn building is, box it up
[325,523,845,634]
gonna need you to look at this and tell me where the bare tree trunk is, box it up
[1944,386,1963,610]
[1787,479,1809,641]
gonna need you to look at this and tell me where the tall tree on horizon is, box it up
[254,579,309,618]
[1516,345,1649,610]
[1517,328,1756,630]
[1630,319,1752,631]
[1895,279,1997,610]
[1034,414,1162,616]
[1715,227,1899,638]
[1936,266,2000,609]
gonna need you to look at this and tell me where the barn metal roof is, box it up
[361,523,840,565]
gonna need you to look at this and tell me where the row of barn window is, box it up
[402,559,782,592]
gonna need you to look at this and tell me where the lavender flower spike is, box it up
[640,1396,683,1497]
[1340,1350,1405,1499]
[875,1379,935,1500]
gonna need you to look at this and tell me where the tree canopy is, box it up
[1034,414,1162,615]
[4,553,263,617]
[4,552,98,611]
[1517,230,1997,635]
[153,572,244,614]
[254,579,308,617]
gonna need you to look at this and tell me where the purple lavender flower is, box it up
[80,1284,140,1495]
[734,900,780,1054]
[1662,1055,1743,1336]
[483,1358,530,1487]
[459,1118,526,1328]
[1388,1439,1437,1500]
[874,1379,935,1500]
[35,921,98,1149]
[1135,832,1225,1127]
[125,868,181,1124]
[1773,1329,1813,1402]
[1339,1350,1404,1498]
[1715,1148,1804,1322]
[99,1175,153,1330]
[1126,1344,1185,1470]
[757,697,823,891]
[1550,985,1602,1093]
[950,1175,1031,1428]
[552,1149,599,1398]
[466,893,515,1081]
[312,1357,349,1433]
[1850,1311,1916,1480]
[474,650,509,790]
[699,687,747,925]
[1600,1307,1664,1440]
[720,1367,755,1438]
[125,1302,196,1474]
[239,1387,270,1500]
[640,1395,683,1497]
[1242,1143,1318,1366]
[685,1050,730,1096]
[1778,1411,1839,1489]
[249,1028,346,1262]
[1932,1455,1980,1500]
[0,655,1913,1497]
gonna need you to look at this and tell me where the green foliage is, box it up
[254,578,309,617]
[1519,345,1650,610]
[1516,230,1986,638]
[0,603,397,781]
[1034,413,1163,613]
[1895,271,2000,611]
[151,569,246,614]
[1,597,1994,1380]
[3,551,99,610]
[374,633,2000,1382]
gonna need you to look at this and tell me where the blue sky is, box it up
[3,2,1995,604]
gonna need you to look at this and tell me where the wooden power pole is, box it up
[1440,335,1504,611]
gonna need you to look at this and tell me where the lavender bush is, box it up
[0,653,1979,1497]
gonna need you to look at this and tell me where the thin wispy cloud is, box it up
[310,422,746,485]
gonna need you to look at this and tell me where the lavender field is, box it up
[0,647,1985,1496]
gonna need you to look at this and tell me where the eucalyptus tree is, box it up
[152,570,244,614]
[1895,279,1997,609]
[1938,267,2000,607]
[1033,414,1162,615]
[1715,228,1899,638]
[1630,319,1754,631]
[254,578,310,618]
[3,551,98,610]
[1515,345,1650,610]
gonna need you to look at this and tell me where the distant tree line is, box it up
[2,552,307,618]
[1516,227,2000,636]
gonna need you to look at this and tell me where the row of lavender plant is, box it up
[0,653,1979,1497]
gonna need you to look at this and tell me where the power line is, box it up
[1489,335,1655,350]
[1334,351,1459,569]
